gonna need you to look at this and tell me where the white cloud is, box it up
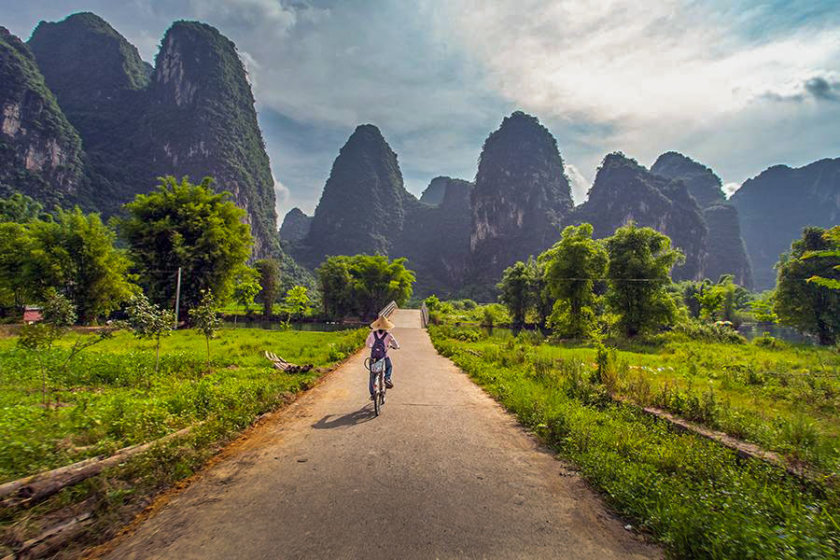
[272,173,290,219]
[723,182,741,198]
[564,163,590,205]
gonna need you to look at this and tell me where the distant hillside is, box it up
[731,158,840,289]
[24,12,278,255]
[0,27,84,206]
[467,111,573,297]
[651,151,753,287]
[566,153,708,281]
[279,207,312,243]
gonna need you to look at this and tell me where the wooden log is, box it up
[1,426,194,508]
[3,513,93,560]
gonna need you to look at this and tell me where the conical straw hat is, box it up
[370,315,395,330]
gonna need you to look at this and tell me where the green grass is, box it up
[429,325,840,559]
[0,327,366,482]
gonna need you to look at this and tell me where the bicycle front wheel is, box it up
[374,391,381,416]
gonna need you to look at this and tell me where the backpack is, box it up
[371,331,387,361]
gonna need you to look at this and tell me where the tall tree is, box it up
[255,258,281,319]
[317,255,415,320]
[24,207,135,322]
[497,261,535,328]
[539,224,608,337]
[804,226,840,291]
[775,227,840,345]
[118,176,252,317]
[605,223,683,337]
[0,193,47,223]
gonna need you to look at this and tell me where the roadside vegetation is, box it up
[425,222,840,558]
[429,323,840,558]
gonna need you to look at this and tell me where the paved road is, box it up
[103,310,659,559]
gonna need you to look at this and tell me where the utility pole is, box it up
[174,267,182,329]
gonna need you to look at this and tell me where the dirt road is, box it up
[102,310,659,559]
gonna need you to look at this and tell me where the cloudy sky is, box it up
[5,0,840,218]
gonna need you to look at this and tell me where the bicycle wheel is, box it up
[374,390,381,416]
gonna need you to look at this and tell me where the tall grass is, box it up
[430,325,840,559]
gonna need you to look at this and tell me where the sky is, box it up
[4,0,840,220]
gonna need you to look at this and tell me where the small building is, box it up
[23,306,43,324]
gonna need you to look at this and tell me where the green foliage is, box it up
[750,291,778,323]
[25,207,135,322]
[188,290,222,368]
[805,226,840,290]
[0,193,47,222]
[775,227,840,345]
[124,293,174,373]
[232,265,261,314]
[497,260,535,327]
[284,286,310,322]
[540,224,608,337]
[429,326,840,558]
[317,255,415,320]
[255,258,281,319]
[0,326,367,484]
[119,176,252,317]
[605,222,684,336]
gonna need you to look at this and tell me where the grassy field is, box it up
[429,324,840,558]
[0,327,366,482]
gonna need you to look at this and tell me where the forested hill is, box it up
[0,26,85,206]
[3,12,279,256]
[731,158,840,290]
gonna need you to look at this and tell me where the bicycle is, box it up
[364,356,387,416]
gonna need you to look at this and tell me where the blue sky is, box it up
[4,0,840,219]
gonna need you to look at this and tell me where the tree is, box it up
[232,265,261,322]
[605,223,684,337]
[0,193,47,222]
[695,287,725,322]
[118,176,252,318]
[0,222,32,308]
[18,290,77,407]
[539,224,608,337]
[255,258,281,319]
[805,226,840,290]
[497,261,535,328]
[317,255,415,320]
[284,285,310,323]
[189,290,222,369]
[24,208,136,323]
[124,293,174,374]
[775,227,840,345]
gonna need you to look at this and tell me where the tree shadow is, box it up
[312,407,374,429]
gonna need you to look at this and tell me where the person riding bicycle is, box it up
[367,316,399,397]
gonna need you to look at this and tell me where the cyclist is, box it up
[367,315,399,397]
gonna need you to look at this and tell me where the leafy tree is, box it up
[775,227,840,345]
[0,193,47,222]
[539,224,608,337]
[317,255,415,320]
[23,207,136,323]
[605,223,684,337]
[124,293,174,374]
[497,261,535,328]
[750,291,778,323]
[118,176,252,318]
[232,265,261,318]
[189,290,222,369]
[695,287,725,322]
[17,290,88,407]
[0,222,32,308]
[805,226,840,290]
[255,258,281,319]
[284,285,310,323]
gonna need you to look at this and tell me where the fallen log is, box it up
[264,351,313,373]
[2,513,93,560]
[1,425,194,509]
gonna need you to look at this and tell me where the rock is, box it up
[566,153,707,281]
[279,207,312,243]
[467,111,573,298]
[0,27,84,205]
[731,158,840,290]
[650,151,753,287]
